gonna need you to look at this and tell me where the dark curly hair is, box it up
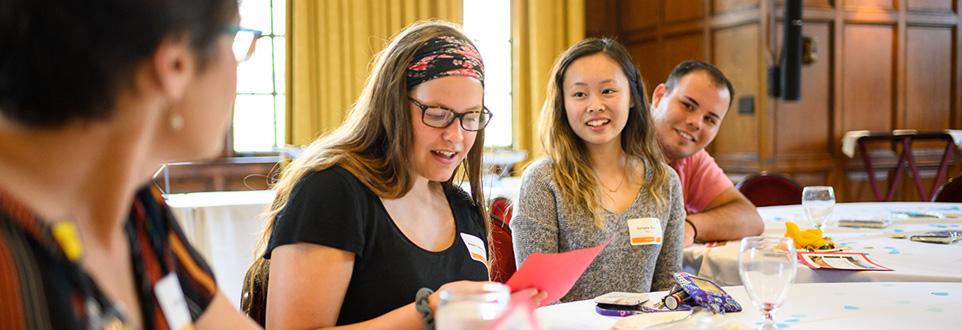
[0,0,238,128]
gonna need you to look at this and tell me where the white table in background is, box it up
[165,190,274,307]
[536,282,962,329]
[684,202,962,286]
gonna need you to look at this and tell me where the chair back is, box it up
[932,175,962,202]
[488,197,516,283]
[736,172,803,207]
[240,259,270,327]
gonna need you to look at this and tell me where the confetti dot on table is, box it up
[927,307,944,313]
[930,224,948,228]
[884,246,895,249]
[784,318,801,323]
[894,229,905,233]
[776,323,791,329]
[888,250,901,255]
[895,300,911,304]
[931,292,949,296]
[843,305,860,310]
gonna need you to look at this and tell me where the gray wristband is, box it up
[415,288,435,330]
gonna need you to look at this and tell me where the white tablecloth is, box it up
[537,282,962,329]
[684,202,962,286]
[166,190,274,307]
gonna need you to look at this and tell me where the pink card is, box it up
[798,252,893,271]
[505,242,609,305]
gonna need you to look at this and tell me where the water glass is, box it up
[738,236,797,329]
[436,282,510,330]
[802,186,835,230]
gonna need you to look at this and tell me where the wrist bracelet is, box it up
[685,219,699,242]
[415,288,435,330]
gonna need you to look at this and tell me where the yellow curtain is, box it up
[512,0,584,163]
[286,0,463,145]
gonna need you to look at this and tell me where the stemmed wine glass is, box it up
[738,236,797,329]
[802,186,835,230]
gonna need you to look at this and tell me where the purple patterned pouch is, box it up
[666,272,742,314]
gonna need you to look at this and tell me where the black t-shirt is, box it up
[265,165,489,325]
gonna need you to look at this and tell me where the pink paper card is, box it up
[505,241,609,305]
[798,252,893,271]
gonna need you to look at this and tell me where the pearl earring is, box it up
[169,112,184,131]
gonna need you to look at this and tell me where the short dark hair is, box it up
[664,60,735,108]
[0,0,238,128]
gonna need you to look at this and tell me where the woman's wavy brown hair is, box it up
[241,21,488,324]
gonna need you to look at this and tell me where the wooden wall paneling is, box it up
[713,0,760,14]
[841,25,895,133]
[627,41,664,95]
[585,0,619,37]
[774,23,835,160]
[663,32,707,79]
[906,0,954,12]
[621,0,661,32]
[806,0,837,9]
[956,1,962,130]
[904,26,952,130]
[712,24,761,161]
[839,24,897,200]
[665,0,705,23]
[844,0,896,10]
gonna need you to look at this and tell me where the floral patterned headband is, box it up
[406,35,485,88]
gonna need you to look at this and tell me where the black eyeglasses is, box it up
[408,98,492,131]
[226,26,263,62]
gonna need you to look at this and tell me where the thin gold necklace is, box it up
[599,172,625,192]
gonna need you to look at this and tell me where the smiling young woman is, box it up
[510,38,686,303]
[241,21,544,329]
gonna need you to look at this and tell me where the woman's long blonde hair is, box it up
[246,20,488,285]
[538,38,669,227]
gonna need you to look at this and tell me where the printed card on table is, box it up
[798,252,892,271]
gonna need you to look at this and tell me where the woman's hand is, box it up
[511,288,548,307]
[427,281,487,313]
[429,281,549,315]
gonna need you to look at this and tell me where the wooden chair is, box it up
[931,175,962,202]
[488,197,516,283]
[736,172,803,207]
[240,260,269,327]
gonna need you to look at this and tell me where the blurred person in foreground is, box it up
[0,0,260,328]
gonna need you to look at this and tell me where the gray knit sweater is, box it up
[510,158,685,303]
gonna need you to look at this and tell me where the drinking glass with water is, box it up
[436,282,510,330]
[802,186,835,230]
[738,236,798,329]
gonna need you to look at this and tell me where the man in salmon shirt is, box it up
[651,60,764,246]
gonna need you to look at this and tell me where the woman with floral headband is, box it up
[242,21,541,329]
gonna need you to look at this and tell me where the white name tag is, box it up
[155,273,193,330]
[627,218,663,246]
[460,233,488,267]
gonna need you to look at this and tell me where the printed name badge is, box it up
[460,233,489,268]
[155,273,193,330]
[627,218,663,246]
